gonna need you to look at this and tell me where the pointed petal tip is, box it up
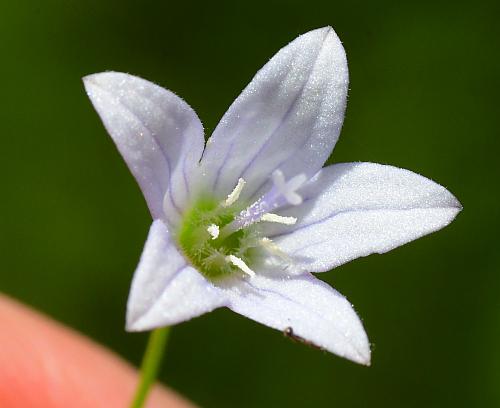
[349,355,371,366]
[125,314,151,333]
[349,344,371,366]
[125,305,149,332]
[81,72,102,86]
[125,318,141,333]
[440,183,462,212]
[304,25,343,48]
[452,195,463,212]
[126,319,169,333]
[82,73,105,96]
[125,302,175,332]
[81,74,94,92]
[317,326,371,365]
[442,191,463,222]
[308,25,334,36]
[337,328,371,366]
[312,25,333,35]
[82,71,120,89]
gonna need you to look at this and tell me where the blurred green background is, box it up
[1,0,498,406]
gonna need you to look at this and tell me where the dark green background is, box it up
[1,0,498,406]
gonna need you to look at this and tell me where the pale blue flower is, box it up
[83,27,461,365]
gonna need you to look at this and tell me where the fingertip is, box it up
[0,294,195,408]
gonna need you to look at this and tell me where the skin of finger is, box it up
[0,294,196,408]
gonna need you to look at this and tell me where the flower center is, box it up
[176,171,306,281]
[176,196,254,280]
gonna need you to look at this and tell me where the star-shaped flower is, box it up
[83,27,461,365]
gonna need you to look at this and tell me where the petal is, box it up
[222,273,370,365]
[83,72,204,224]
[264,162,462,272]
[126,220,227,331]
[199,27,348,201]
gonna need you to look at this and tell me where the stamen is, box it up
[226,255,255,278]
[218,170,305,239]
[223,178,246,207]
[261,213,297,225]
[207,224,220,240]
[260,237,291,260]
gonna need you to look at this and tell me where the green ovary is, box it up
[176,197,254,281]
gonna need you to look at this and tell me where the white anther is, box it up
[260,237,279,250]
[223,178,246,207]
[272,170,306,206]
[261,213,297,225]
[207,224,220,240]
[260,237,291,260]
[226,255,255,278]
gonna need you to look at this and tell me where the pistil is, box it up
[178,170,306,281]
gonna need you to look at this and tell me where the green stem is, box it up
[130,327,170,408]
